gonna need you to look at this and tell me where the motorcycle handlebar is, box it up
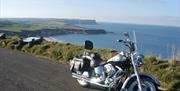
[117,39,123,42]
[117,39,130,43]
[117,39,135,52]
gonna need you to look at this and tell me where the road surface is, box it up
[0,48,101,91]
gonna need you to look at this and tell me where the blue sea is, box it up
[53,22,180,58]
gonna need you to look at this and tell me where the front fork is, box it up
[130,53,143,91]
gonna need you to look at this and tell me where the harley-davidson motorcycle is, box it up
[70,32,160,91]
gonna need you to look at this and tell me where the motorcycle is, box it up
[69,32,160,91]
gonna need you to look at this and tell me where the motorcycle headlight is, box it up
[135,54,144,66]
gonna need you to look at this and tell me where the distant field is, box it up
[0,18,91,32]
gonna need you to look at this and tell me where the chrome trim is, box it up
[94,66,104,75]
[72,73,110,88]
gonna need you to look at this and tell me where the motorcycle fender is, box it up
[121,72,160,89]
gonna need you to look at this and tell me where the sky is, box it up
[0,0,180,26]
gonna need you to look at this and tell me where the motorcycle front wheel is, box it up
[125,78,157,91]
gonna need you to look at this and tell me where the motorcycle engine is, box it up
[104,63,116,77]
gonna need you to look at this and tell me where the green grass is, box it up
[0,37,179,91]
[141,56,180,91]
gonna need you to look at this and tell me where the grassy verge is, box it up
[0,36,117,61]
[0,37,179,91]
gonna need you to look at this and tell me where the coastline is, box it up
[0,28,108,38]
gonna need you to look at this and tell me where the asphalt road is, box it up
[0,48,101,91]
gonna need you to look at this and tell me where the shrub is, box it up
[21,44,31,52]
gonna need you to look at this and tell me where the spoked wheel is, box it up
[125,78,157,91]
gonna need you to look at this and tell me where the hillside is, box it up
[0,18,106,37]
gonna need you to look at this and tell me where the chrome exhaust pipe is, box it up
[72,73,110,88]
